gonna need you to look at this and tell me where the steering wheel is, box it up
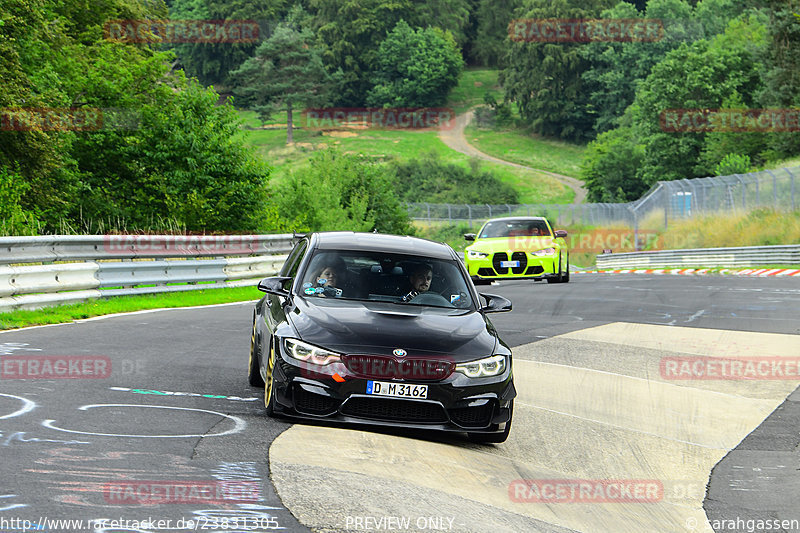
[405,291,453,306]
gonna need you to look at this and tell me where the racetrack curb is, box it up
[573,268,800,277]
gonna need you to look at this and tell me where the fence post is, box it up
[663,183,669,230]
[486,204,492,218]
[447,204,452,223]
[755,175,760,205]
[766,169,777,209]
[788,168,796,211]
[506,204,512,215]
[426,203,431,222]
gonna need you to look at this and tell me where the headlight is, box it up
[455,355,507,378]
[532,248,556,256]
[283,338,341,366]
[467,250,490,259]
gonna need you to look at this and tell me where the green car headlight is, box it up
[467,250,490,259]
[455,355,507,378]
[532,247,556,256]
[284,338,341,366]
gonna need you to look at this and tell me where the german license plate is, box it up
[366,381,428,399]
[500,260,520,268]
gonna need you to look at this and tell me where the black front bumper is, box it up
[271,358,516,435]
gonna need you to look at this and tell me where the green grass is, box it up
[0,286,261,331]
[242,124,574,204]
[447,68,503,114]
[464,124,587,178]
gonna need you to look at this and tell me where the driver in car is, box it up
[402,263,433,302]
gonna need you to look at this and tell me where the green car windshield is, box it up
[479,220,551,238]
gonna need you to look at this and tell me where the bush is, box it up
[390,153,519,204]
[275,150,414,234]
[714,153,752,176]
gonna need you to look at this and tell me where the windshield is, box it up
[480,219,551,238]
[297,250,475,309]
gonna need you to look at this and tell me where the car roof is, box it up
[482,216,548,223]
[310,232,457,260]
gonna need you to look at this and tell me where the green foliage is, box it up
[168,0,289,86]
[471,0,521,67]
[390,152,519,204]
[275,150,414,234]
[231,24,340,143]
[366,21,464,108]
[697,91,768,173]
[501,0,617,142]
[633,20,765,185]
[714,153,752,176]
[1,0,271,234]
[581,127,647,202]
[758,0,800,159]
[0,166,40,234]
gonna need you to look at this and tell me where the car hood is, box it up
[466,236,556,254]
[287,297,498,359]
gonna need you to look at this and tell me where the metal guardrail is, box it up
[0,234,295,312]
[596,245,800,269]
[0,234,294,264]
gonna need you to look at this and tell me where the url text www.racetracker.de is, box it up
[0,515,281,532]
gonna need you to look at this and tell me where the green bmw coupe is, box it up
[464,217,569,284]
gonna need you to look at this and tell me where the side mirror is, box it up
[554,230,568,238]
[464,233,476,241]
[479,293,512,314]
[257,276,292,297]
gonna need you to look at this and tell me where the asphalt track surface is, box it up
[0,274,798,533]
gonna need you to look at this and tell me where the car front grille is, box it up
[340,397,448,424]
[293,386,339,415]
[449,402,494,428]
[342,355,454,381]
[492,252,528,275]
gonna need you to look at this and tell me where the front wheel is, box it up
[263,339,277,417]
[467,401,513,443]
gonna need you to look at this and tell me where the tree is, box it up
[581,126,647,201]
[471,0,521,67]
[366,21,464,108]
[231,25,339,144]
[501,0,616,142]
[758,0,800,159]
[169,0,289,86]
[632,17,765,184]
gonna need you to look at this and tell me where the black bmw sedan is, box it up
[248,232,516,443]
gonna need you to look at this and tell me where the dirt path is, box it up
[439,109,587,204]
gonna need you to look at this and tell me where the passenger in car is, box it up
[310,258,347,297]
